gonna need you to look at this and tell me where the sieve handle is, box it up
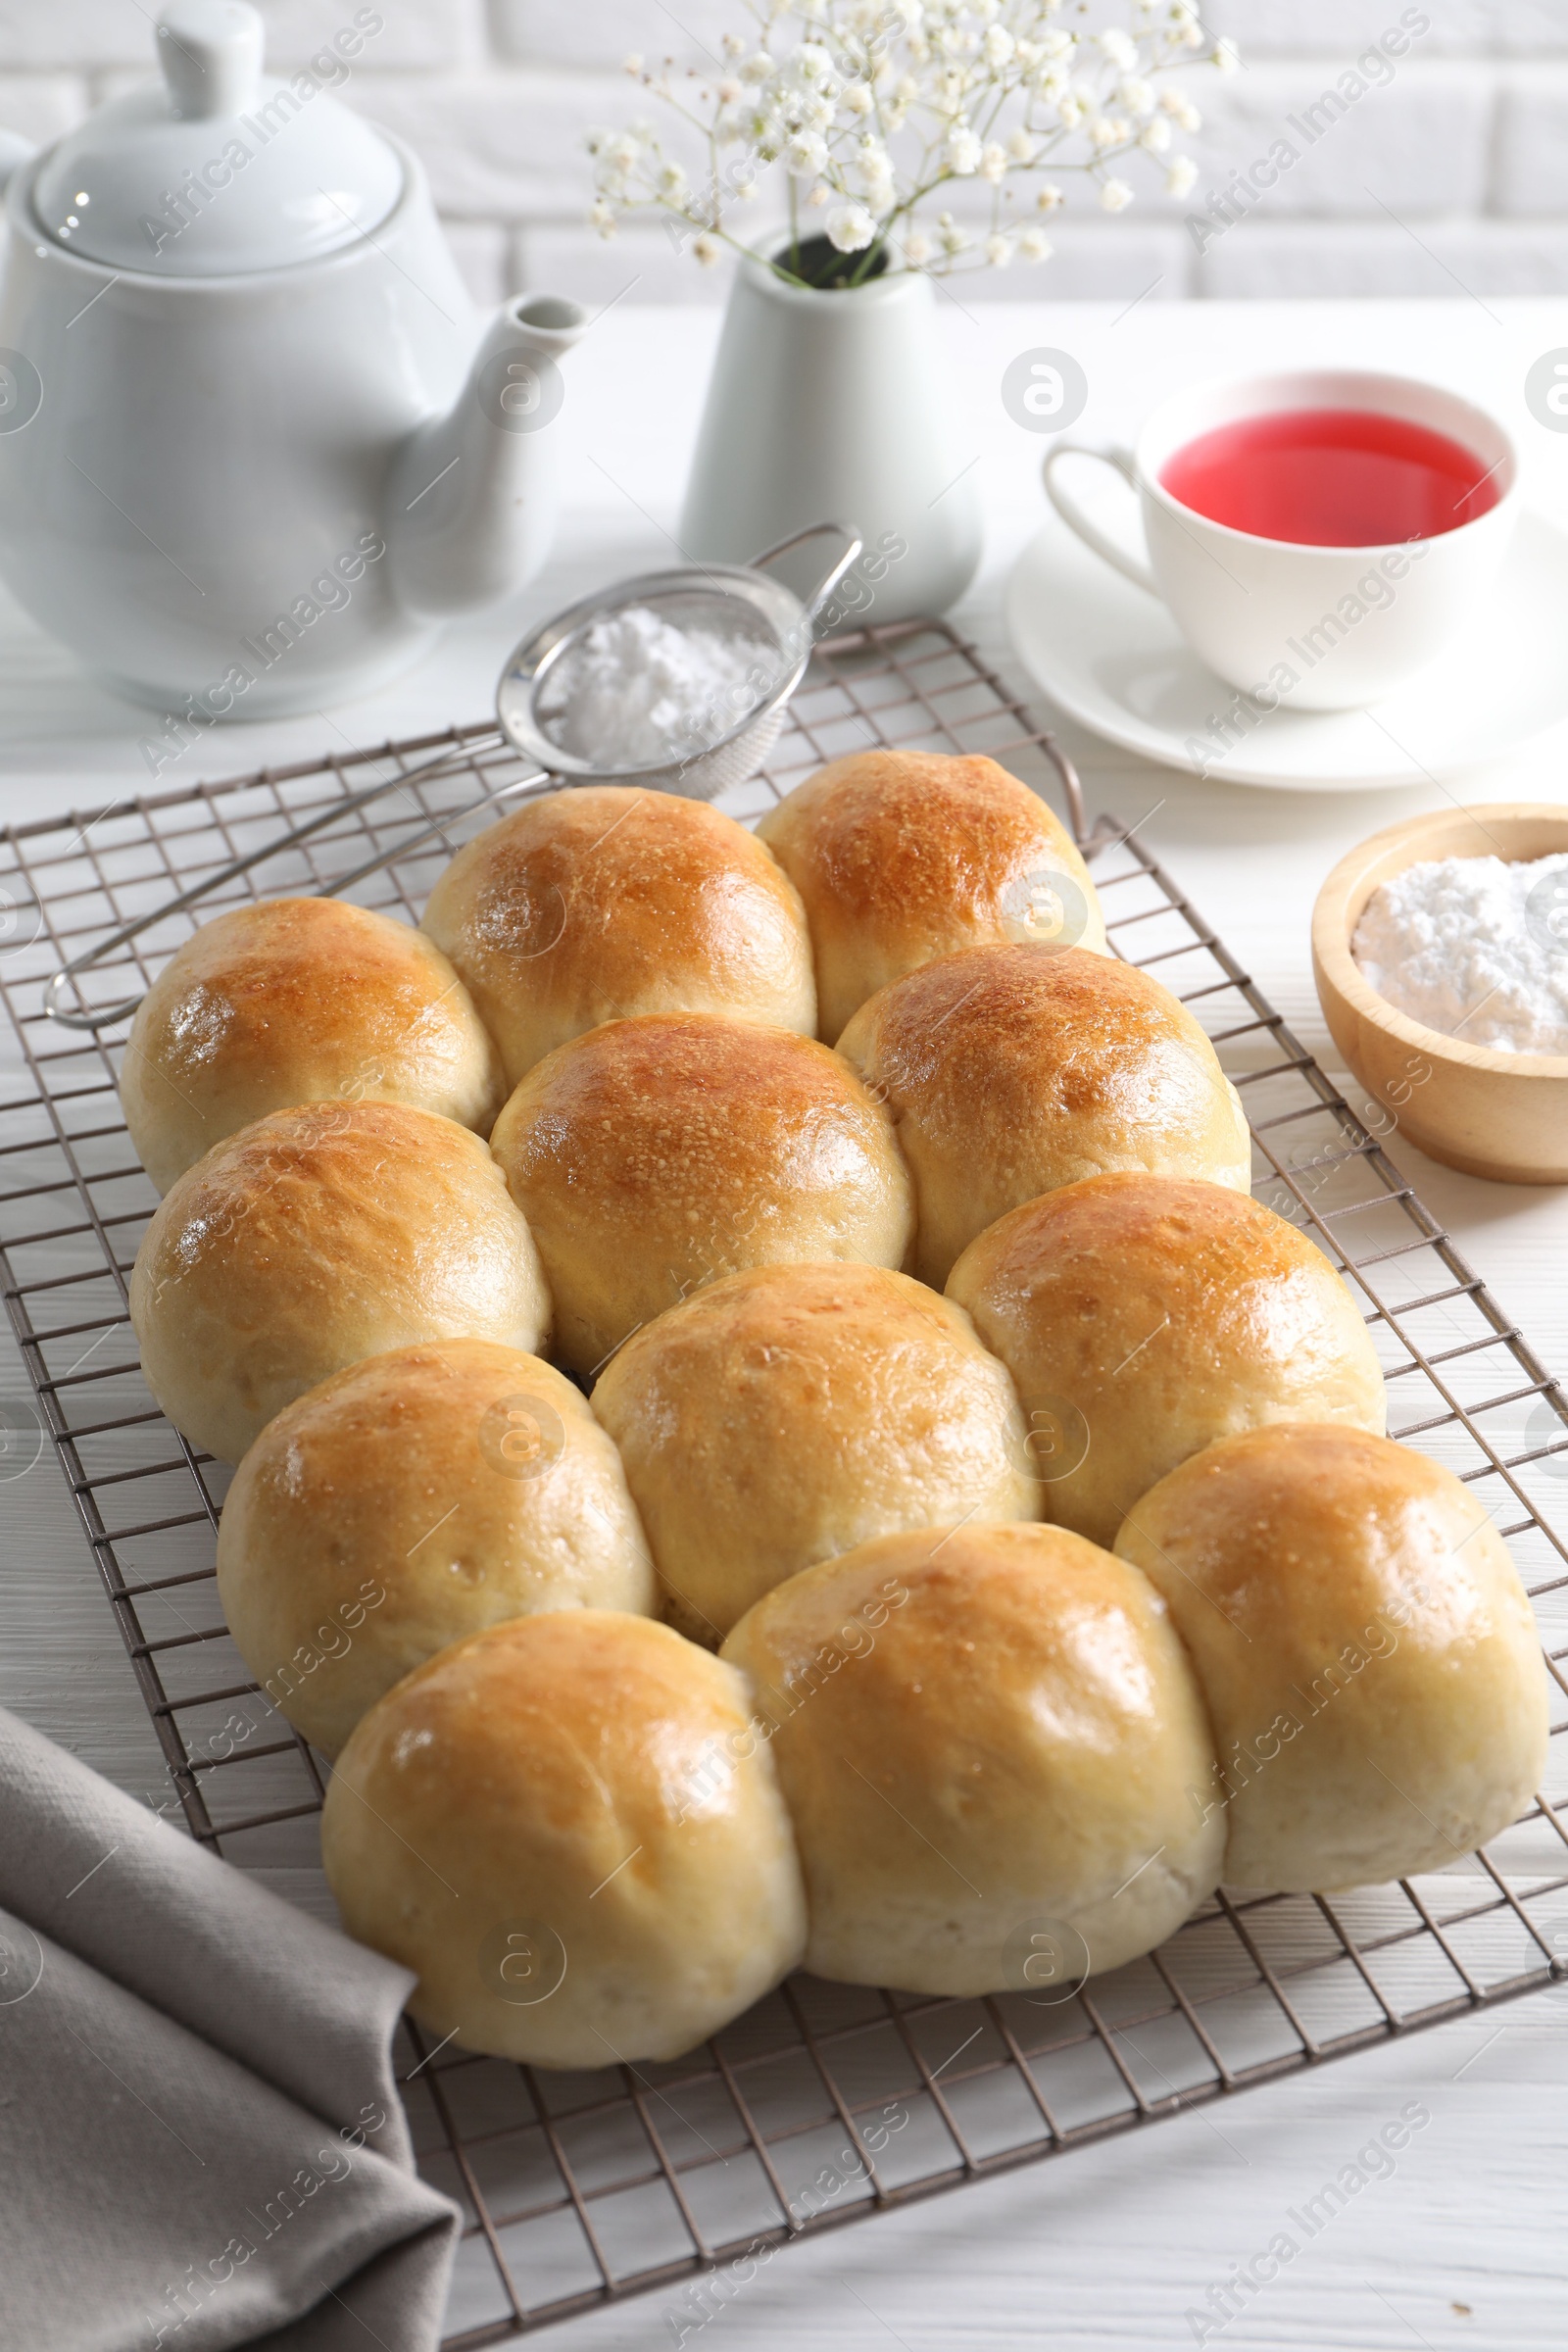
[748,521,863,631]
[40,737,547,1032]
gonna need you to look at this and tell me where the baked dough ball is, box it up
[838,945,1252,1287]
[421,786,815,1086]
[722,1523,1223,1995]
[217,1341,653,1756]
[129,1102,550,1463]
[593,1262,1036,1643]
[321,1611,807,2067]
[492,1013,913,1377]
[121,896,505,1195]
[948,1174,1386,1549]
[757,750,1107,1042]
[1116,1424,1549,1891]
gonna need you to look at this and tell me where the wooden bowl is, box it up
[1311,803,1568,1185]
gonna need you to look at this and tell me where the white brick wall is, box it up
[1,2,1563,305]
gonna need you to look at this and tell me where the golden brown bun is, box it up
[217,1341,653,1756]
[721,1524,1223,1995]
[321,1611,807,2066]
[129,1102,550,1463]
[492,1012,914,1377]
[592,1262,1037,1643]
[947,1174,1387,1549]
[757,751,1107,1041]
[1115,1424,1549,1890]
[121,897,506,1194]
[838,945,1252,1287]
[421,786,815,1085]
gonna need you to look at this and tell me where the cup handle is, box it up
[1042,442,1158,596]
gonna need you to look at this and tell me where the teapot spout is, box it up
[385,294,588,620]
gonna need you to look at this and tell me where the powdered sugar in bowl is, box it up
[1312,804,1568,1185]
[1350,852,1568,1057]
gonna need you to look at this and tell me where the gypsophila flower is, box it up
[827,202,877,250]
[786,129,829,175]
[1170,2,1204,49]
[946,122,983,173]
[585,1,1234,280]
[859,143,897,204]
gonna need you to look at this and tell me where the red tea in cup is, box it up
[1159,408,1501,548]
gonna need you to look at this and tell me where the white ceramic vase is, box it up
[678,254,982,628]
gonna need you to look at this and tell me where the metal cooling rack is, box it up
[2,618,1567,2347]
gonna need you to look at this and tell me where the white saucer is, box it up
[1005,504,1568,792]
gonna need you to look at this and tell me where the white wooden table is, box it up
[3,298,1566,2350]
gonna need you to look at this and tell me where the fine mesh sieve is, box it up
[41,522,861,1032]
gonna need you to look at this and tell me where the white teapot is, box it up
[0,0,586,720]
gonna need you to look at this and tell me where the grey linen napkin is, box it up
[0,1705,459,2352]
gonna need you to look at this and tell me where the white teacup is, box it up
[1043,369,1518,714]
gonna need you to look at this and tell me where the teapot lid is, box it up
[31,0,403,276]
